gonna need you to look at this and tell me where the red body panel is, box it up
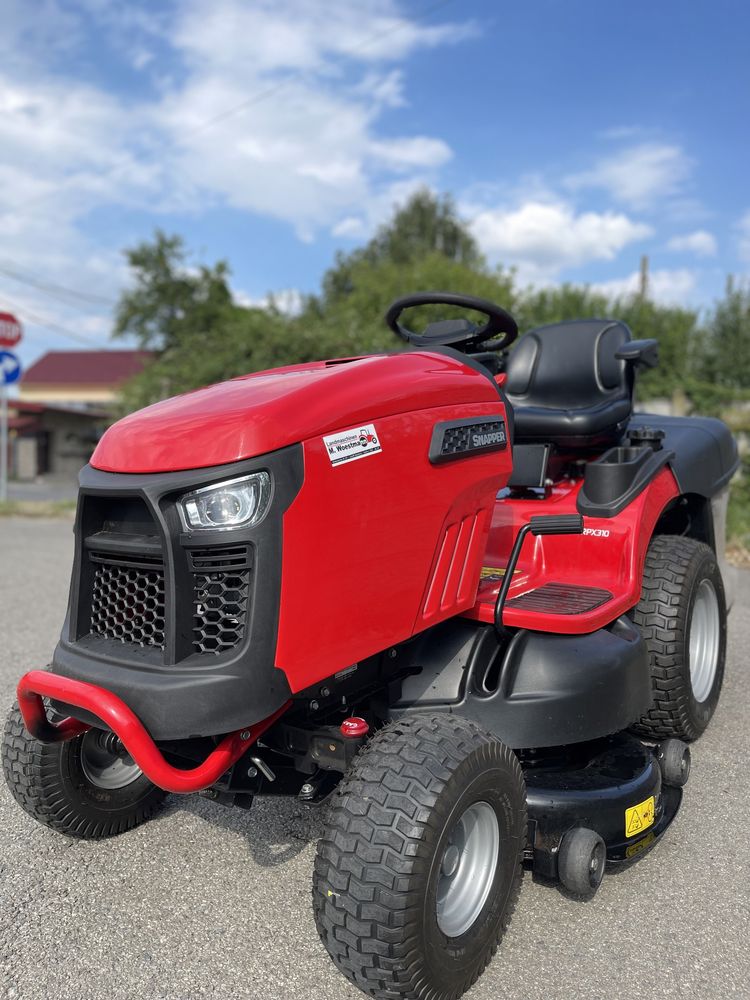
[275,401,513,690]
[91,352,501,473]
[464,467,680,634]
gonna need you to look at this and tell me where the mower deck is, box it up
[522,733,681,880]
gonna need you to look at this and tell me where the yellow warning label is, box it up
[625,795,655,838]
[625,831,656,859]
[480,566,519,581]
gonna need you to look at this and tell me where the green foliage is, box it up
[113,191,749,548]
[703,278,750,389]
[728,457,750,557]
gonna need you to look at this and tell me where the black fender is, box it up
[389,616,651,749]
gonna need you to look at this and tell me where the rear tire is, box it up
[632,535,726,742]
[2,704,166,839]
[313,715,526,1000]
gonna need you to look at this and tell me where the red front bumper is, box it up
[17,670,289,794]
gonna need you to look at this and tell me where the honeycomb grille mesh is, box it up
[193,571,251,655]
[90,561,166,648]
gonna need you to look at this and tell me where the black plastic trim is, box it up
[51,445,303,740]
[577,444,674,518]
[507,443,550,489]
[428,415,507,465]
[629,414,739,498]
[388,615,651,749]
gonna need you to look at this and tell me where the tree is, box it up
[114,231,233,352]
[112,193,746,419]
[702,277,750,393]
[321,189,483,300]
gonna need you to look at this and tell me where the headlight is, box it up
[178,473,271,531]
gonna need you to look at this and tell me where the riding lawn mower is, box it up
[2,292,739,999]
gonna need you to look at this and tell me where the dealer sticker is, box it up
[323,424,382,467]
[625,795,655,837]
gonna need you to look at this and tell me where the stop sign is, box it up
[0,312,22,348]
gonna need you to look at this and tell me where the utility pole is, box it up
[638,255,649,300]
[0,311,24,501]
[0,381,7,503]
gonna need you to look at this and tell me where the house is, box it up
[18,350,152,407]
[9,349,151,480]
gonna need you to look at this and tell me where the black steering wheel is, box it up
[385,291,519,354]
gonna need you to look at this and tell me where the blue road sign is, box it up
[0,350,21,386]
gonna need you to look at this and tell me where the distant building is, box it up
[19,350,152,407]
[9,349,151,480]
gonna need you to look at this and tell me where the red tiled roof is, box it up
[21,350,152,386]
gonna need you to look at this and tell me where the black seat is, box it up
[504,318,635,449]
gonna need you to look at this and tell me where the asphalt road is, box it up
[1,517,748,1000]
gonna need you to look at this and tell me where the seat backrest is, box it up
[505,319,633,409]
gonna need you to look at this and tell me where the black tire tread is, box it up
[2,704,166,839]
[631,534,724,741]
[312,714,525,1000]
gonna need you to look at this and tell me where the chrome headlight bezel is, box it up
[177,472,272,532]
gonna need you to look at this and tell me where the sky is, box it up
[1,0,749,371]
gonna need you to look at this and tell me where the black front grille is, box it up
[81,492,253,658]
[193,571,251,655]
[90,558,166,648]
[188,545,251,571]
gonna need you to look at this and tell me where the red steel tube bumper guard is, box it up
[17,669,290,794]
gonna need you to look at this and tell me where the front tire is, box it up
[313,715,526,1000]
[632,535,726,741]
[2,704,166,838]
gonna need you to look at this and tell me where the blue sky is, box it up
[1,0,748,370]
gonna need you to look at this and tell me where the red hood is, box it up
[91,351,501,474]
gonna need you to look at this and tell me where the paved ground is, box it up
[6,477,78,503]
[0,517,748,1000]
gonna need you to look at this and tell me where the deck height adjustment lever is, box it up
[494,514,584,632]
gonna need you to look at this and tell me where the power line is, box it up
[0,294,109,347]
[181,0,459,139]
[0,0,461,340]
[0,262,116,308]
[9,0,459,218]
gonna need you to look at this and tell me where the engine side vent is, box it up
[188,545,252,571]
[430,417,508,464]
[421,509,489,622]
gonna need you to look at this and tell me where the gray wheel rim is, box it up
[436,800,500,938]
[79,730,142,790]
[689,578,720,703]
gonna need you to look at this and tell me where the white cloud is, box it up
[235,287,304,316]
[369,136,452,170]
[590,268,698,305]
[171,0,476,73]
[0,0,470,352]
[566,143,692,209]
[154,1,466,239]
[666,230,717,257]
[332,216,368,238]
[736,211,750,262]
[466,198,652,283]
